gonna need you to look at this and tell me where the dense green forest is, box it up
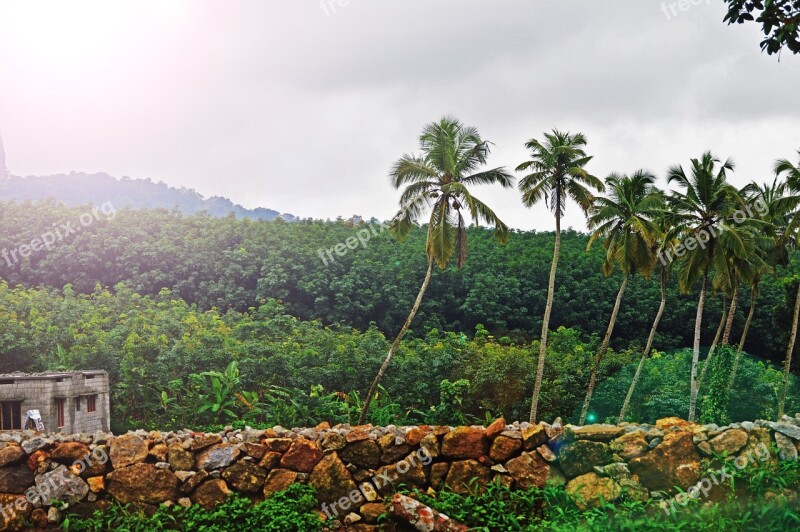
[1,199,798,430]
[0,200,794,363]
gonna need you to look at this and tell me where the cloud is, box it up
[0,0,797,230]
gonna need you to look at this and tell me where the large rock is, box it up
[489,435,522,462]
[708,429,748,455]
[109,434,148,468]
[221,462,267,493]
[168,443,195,471]
[767,422,800,440]
[504,451,550,489]
[0,446,25,468]
[444,460,491,495]
[107,463,178,504]
[309,452,359,507]
[775,432,798,461]
[0,493,31,531]
[51,442,90,465]
[339,440,382,470]
[442,427,488,459]
[34,465,89,505]
[630,432,700,492]
[558,441,612,478]
[196,443,241,471]
[190,434,222,451]
[191,479,232,509]
[279,439,323,473]
[610,430,649,461]
[375,454,427,493]
[566,472,621,510]
[0,465,34,494]
[573,425,625,442]
[390,493,467,532]
[521,425,548,450]
[263,469,298,497]
[486,418,506,440]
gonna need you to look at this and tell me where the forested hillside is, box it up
[0,200,794,363]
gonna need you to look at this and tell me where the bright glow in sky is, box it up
[1,1,798,230]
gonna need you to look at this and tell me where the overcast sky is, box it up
[0,0,798,231]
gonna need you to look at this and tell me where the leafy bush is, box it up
[64,484,323,532]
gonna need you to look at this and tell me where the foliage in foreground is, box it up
[411,456,800,531]
[63,483,323,532]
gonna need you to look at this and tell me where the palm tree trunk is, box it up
[722,279,739,345]
[529,211,561,423]
[358,257,434,424]
[580,275,629,425]
[688,269,708,422]
[727,286,756,403]
[698,295,727,393]
[619,268,667,423]
[778,283,800,418]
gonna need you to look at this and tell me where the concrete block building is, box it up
[0,371,110,433]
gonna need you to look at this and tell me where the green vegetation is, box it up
[410,456,800,531]
[63,484,323,532]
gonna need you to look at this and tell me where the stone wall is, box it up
[1,416,799,530]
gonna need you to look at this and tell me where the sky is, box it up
[0,0,798,231]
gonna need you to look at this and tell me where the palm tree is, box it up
[667,152,742,422]
[358,117,514,424]
[517,129,603,423]
[776,151,800,418]
[578,171,661,425]
[618,209,679,423]
[727,179,784,403]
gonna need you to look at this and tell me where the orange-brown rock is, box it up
[630,432,700,492]
[221,462,267,493]
[110,434,148,468]
[263,468,299,497]
[442,427,488,459]
[0,445,25,468]
[310,452,359,507]
[489,435,522,462]
[505,451,551,489]
[485,418,506,440]
[191,479,232,509]
[106,463,178,504]
[279,439,323,472]
[444,460,491,495]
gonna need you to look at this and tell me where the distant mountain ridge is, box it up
[0,172,294,221]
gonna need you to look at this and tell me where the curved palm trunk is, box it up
[722,279,738,345]
[579,275,629,425]
[358,257,434,424]
[688,270,709,422]
[529,212,561,423]
[619,269,667,423]
[727,286,756,402]
[778,283,800,418]
[698,296,727,393]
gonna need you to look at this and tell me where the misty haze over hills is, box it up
[0,138,295,220]
[0,172,295,221]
